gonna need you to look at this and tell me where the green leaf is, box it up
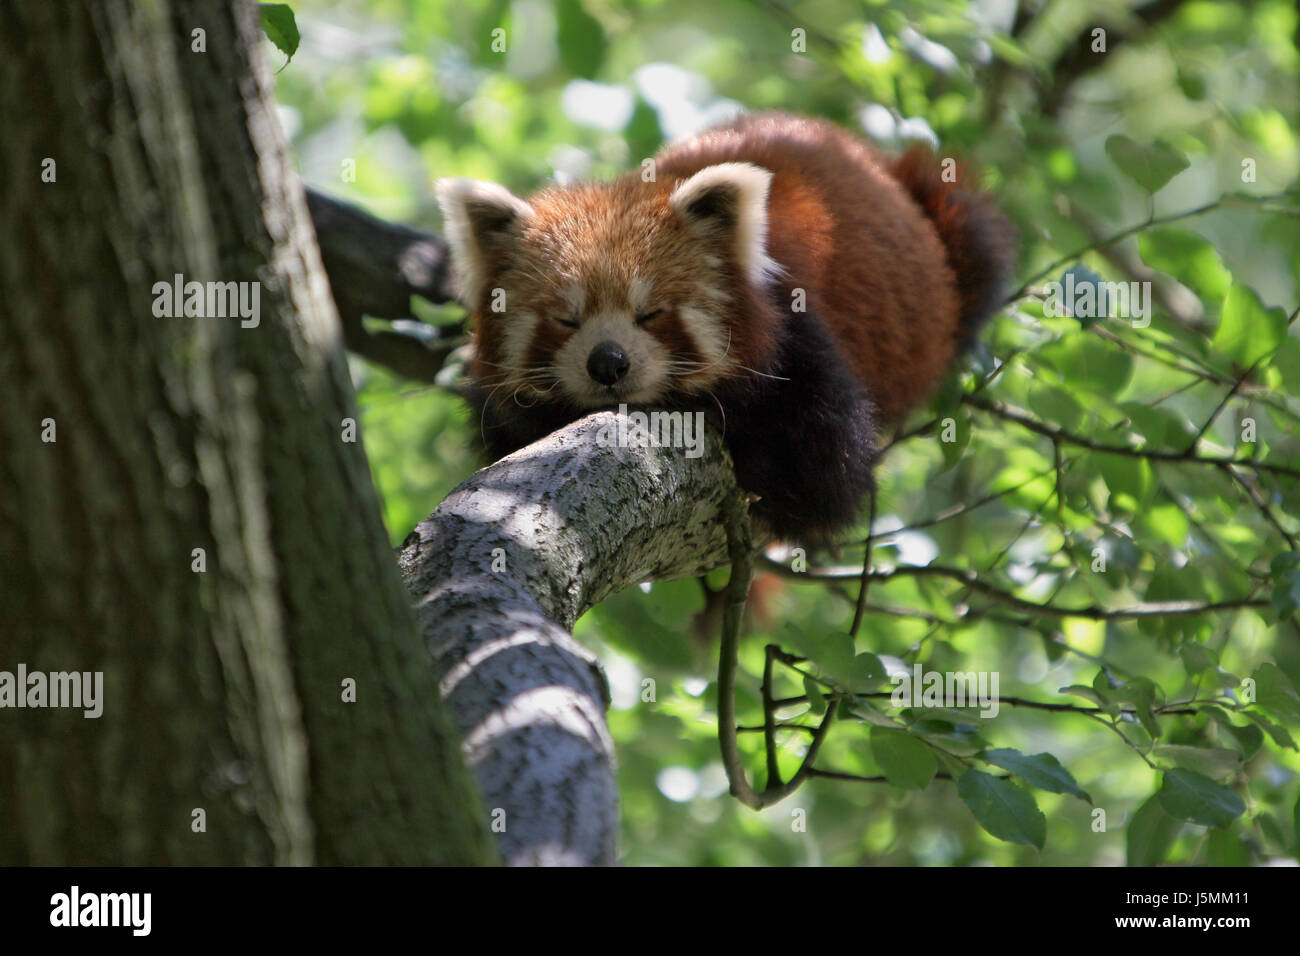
[850,652,887,692]
[1179,643,1218,676]
[1257,812,1286,853]
[982,748,1091,802]
[1117,718,1154,751]
[591,584,695,669]
[1151,745,1243,780]
[1176,68,1206,100]
[556,0,606,79]
[817,633,855,685]
[1243,709,1297,750]
[1098,453,1152,508]
[259,4,300,60]
[957,770,1046,849]
[902,708,963,727]
[1272,551,1300,575]
[1252,663,1300,723]
[1205,827,1250,865]
[1126,794,1182,866]
[1212,283,1287,366]
[623,95,663,161]
[1060,684,1104,707]
[1031,382,1086,432]
[780,621,817,659]
[1269,565,1300,619]
[1139,568,1205,642]
[1142,501,1189,548]
[1274,337,1300,393]
[1104,135,1189,193]
[1205,707,1264,760]
[1092,669,1119,699]
[1157,769,1245,827]
[1119,401,1169,448]
[849,701,902,728]
[1293,791,1300,856]
[803,675,826,716]
[1112,677,1163,738]
[985,31,1033,66]
[1080,338,1134,396]
[938,408,971,470]
[911,719,986,757]
[871,727,938,790]
[1138,229,1231,302]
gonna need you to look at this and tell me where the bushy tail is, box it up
[890,147,1017,347]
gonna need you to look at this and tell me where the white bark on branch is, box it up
[397,411,740,865]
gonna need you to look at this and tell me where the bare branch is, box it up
[305,186,462,382]
[398,412,740,864]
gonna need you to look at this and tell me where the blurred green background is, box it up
[271,0,1300,865]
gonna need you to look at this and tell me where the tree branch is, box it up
[304,186,462,382]
[772,560,1269,620]
[1037,0,1190,117]
[397,411,741,864]
[1007,192,1294,304]
[963,393,1300,481]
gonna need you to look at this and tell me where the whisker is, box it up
[666,327,790,384]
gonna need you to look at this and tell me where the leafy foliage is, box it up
[259,3,301,61]
[273,0,1300,864]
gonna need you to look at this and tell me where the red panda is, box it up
[436,112,1015,540]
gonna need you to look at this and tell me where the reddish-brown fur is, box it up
[449,112,1015,539]
[652,113,989,421]
[469,176,779,400]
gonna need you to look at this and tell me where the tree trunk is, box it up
[0,0,492,865]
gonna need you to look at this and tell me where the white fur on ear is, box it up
[669,162,781,285]
[435,179,535,305]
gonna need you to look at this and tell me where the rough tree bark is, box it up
[398,413,739,865]
[0,0,492,864]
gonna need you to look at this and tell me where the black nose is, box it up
[587,341,630,386]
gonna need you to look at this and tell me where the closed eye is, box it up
[554,315,580,329]
[636,309,664,326]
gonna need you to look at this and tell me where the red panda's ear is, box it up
[436,179,535,307]
[669,162,780,285]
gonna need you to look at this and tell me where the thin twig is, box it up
[789,562,1270,620]
[964,394,1300,481]
[1006,192,1295,303]
[849,490,878,639]
[717,492,763,808]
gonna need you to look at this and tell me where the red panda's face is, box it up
[437,164,778,410]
